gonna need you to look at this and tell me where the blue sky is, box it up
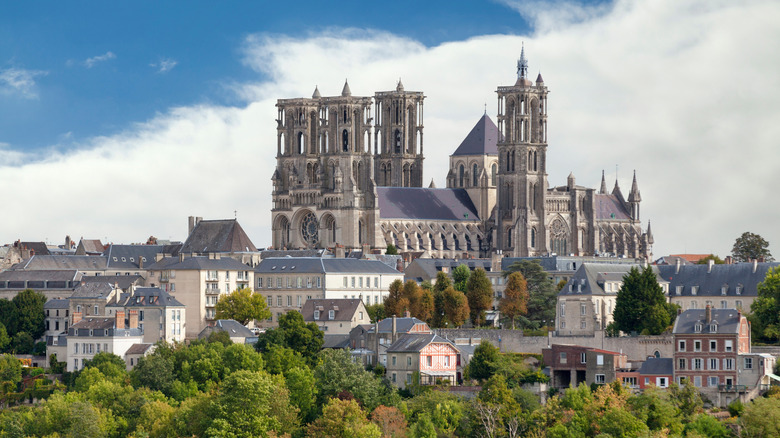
[0,1,541,151]
[1,0,778,259]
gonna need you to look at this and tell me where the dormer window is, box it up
[691,286,699,296]
[314,310,320,320]
[694,322,702,333]
[710,322,718,333]
[736,284,743,295]
[721,285,728,295]
[329,310,335,320]
[676,285,683,295]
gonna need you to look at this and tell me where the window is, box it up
[580,303,586,315]
[745,357,753,369]
[560,320,566,329]
[709,358,718,370]
[351,277,356,287]
[297,296,302,307]
[597,354,604,366]
[344,277,348,287]
[392,373,396,383]
[721,300,727,309]
[297,277,302,288]
[690,300,697,309]
[316,277,322,288]
[374,277,379,288]
[74,342,78,354]
[709,376,719,387]
[693,376,702,387]
[678,340,686,352]
[725,340,733,352]
[286,295,292,306]
[560,303,565,317]
[286,277,291,288]
[314,310,320,320]
[359,277,363,288]
[93,305,98,315]
[676,285,683,295]
[645,377,650,385]
[329,310,335,320]
[710,340,717,351]
[725,358,734,370]
[407,356,412,366]
[560,352,567,364]
[736,300,743,309]
[580,352,587,364]
[392,356,397,366]
[444,356,450,367]
[736,284,743,295]
[267,296,273,306]
[691,286,698,295]
[657,377,668,388]
[277,296,282,306]
[694,340,701,352]
[693,358,703,370]
[595,374,606,384]
[580,320,586,329]
[276,278,282,288]
[678,358,686,370]
[359,311,364,320]
[307,277,312,288]
[406,373,412,384]
[258,277,263,288]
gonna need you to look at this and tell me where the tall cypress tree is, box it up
[613,266,671,335]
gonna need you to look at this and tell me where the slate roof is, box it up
[76,239,105,255]
[672,308,743,335]
[198,319,254,338]
[451,114,501,156]
[322,334,350,349]
[260,249,331,259]
[44,298,70,309]
[125,343,155,355]
[104,244,167,269]
[70,282,116,299]
[146,256,251,271]
[254,257,401,275]
[370,317,431,334]
[559,263,666,297]
[405,258,493,282]
[181,219,257,254]
[13,255,108,271]
[0,269,80,282]
[638,357,674,376]
[594,194,631,221]
[386,333,455,353]
[81,275,144,290]
[658,262,779,297]
[20,242,50,256]
[302,298,364,322]
[69,318,143,336]
[376,187,480,221]
[121,287,184,308]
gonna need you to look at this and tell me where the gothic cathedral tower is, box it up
[373,81,425,187]
[271,81,381,250]
[495,47,549,256]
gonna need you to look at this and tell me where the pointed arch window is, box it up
[342,129,349,152]
[459,165,465,187]
[297,132,304,155]
[531,228,536,248]
[491,163,497,185]
[472,163,478,187]
[394,130,402,154]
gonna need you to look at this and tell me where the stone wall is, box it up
[435,329,674,362]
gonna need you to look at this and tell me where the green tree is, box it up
[307,398,381,438]
[0,299,16,337]
[285,366,318,422]
[613,266,673,335]
[434,271,453,293]
[263,344,306,375]
[431,272,454,328]
[466,268,493,326]
[466,340,499,381]
[442,286,469,328]
[500,272,528,329]
[82,351,127,383]
[222,342,264,374]
[732,231,774,262]
[409,412,437,438]
[452,264,471,293]
[0,353,22,386]
[10,331,34,354]
[740,396,780,437]
[215,286,271,325]
[365,303,386,323]
[503,260,557,329]
[0,323,10,352]
[11,289,46,340]
[384,279,405,317]
[386,243,399,255]
[749,266,780,342]
[696,254,725,264]
[131,353,175,394]
[256,310,323,366]
[684,413,730,438]
[314,349,398,411]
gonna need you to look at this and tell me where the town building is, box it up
[543,344,628,389]
[385,333,459,389]
[270,48,653,260]
[301,298,369,335]
[66,310,143,372]
[112,287,185,344]
[638,357,674,389]
[349,315,431,367]
[197,319,257,344]
[124,343,156,370]
[0,269,82,300]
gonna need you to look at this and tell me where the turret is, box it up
[628,170,641,220]
[599,170,607,194]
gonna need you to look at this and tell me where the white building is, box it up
[66,310,143,372]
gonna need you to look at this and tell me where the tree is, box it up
[442,287,469,328]
[733,231,773,262]
[433,271,453,293]
[384,279,405,317]
[749,266,780,342]
[696,254,725,265]
[314,349,398,411]
[467,340,499,381]
[431,272,454,328]
[370,405,407,438]
[613,266,673,335]
[285,366,318,422]
[256,310,323,366]
[215,286,271,325]
[386,243,398,255]
[466,268,493,326]
[739,396,780,437]
[0,323,9,353]
[131,353,175,394]
[365,303,385,323]
[500,272,528,329]
[307,398,381,438]
[0,353,22,386]
[10,332,33,354]
[452,264,471,293]
[503,260,557,329]
[11,289,46,340]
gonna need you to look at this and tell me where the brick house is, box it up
[638,357,673,389]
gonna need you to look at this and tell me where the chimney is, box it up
[156,253,164,262]
[138,257,143,269]
[396,258,404,272]
[392,314,397,342]
[72,311,83,325]
[188,216,195,235]
[115,310,125,329]
[491,252,502,271]
[753,259,758,273]
[404,310,411,318]
[374,320,380,365]
[335,245,345,259]
[708,259,714,273]
[675,258,681,274]
[362,243,370,258]
[705,305,711,324]
[128,310,139,329]
[179,252,185,262]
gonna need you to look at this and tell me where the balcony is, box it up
[718,384,747,393]
[205,287,221,295]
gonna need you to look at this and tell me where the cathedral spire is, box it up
[517,43,528,79]
[628,170,641,202]
[646,221,654,245]
[396,78,404,92]
[600,170,607,194]
[312,85,321,99]
[341,79,351,97]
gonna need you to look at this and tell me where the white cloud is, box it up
[84,51,116,68]
[1,0,778,259]
[0,67,47,98]
[150,58,178,73]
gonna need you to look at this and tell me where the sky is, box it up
[0,0,778,260]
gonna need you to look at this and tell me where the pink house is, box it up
[386,334,459,389]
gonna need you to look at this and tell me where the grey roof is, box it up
[181,219,257,254]
[501,256,639,273]
[260,249,331,259]
[377,187,480,221]
[44,298,70,309]
[13,255,108,271]
[451,114,501,156]
[322,334,350,349]
[638,358,673,376]
[0,269,80,282]
[559,263,666,297]
[147,255,251,271]
[20,242,50,256]
[672,308,743,335]
[594,194,631,221]
[386,333,455,353]
[255,257,400,275]
[198,319,254,338]
[302,298,363,322]
[70,282,116,299]
[370,317,430,334]
[658,262,779,297]
[121,287,184,308]
[104,244,167,269]
[405,258,494,282]
[125,343,155,355]
[76,239,105,255]
[81,275,144,290]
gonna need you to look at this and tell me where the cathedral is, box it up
[271,48,653,260]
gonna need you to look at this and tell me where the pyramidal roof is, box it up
[451,114,502,156]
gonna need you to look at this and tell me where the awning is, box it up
[767,373,780,383]
[421,371,455,377]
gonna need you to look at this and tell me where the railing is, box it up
[718,384,747,392]
[204,288,221,295]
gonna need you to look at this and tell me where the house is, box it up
[113,287,185,344]
[146,254,254,338]
[66,310,143,372]
[543,344,627,389]
[125,343,156,370]
[68,282,121,321]
[385,333,459,389]
[638,357,674,389]
[44,298,70,340]
[75,239,105,256]
[181,217,261,267]
[349,315,431,367]
[556,263,669,336]
[659,260,779,313]
[501,255,641,290]
[672,306,752,407]
[254,257,402,326]
[301,298,369,335]
[198,319,257,344]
